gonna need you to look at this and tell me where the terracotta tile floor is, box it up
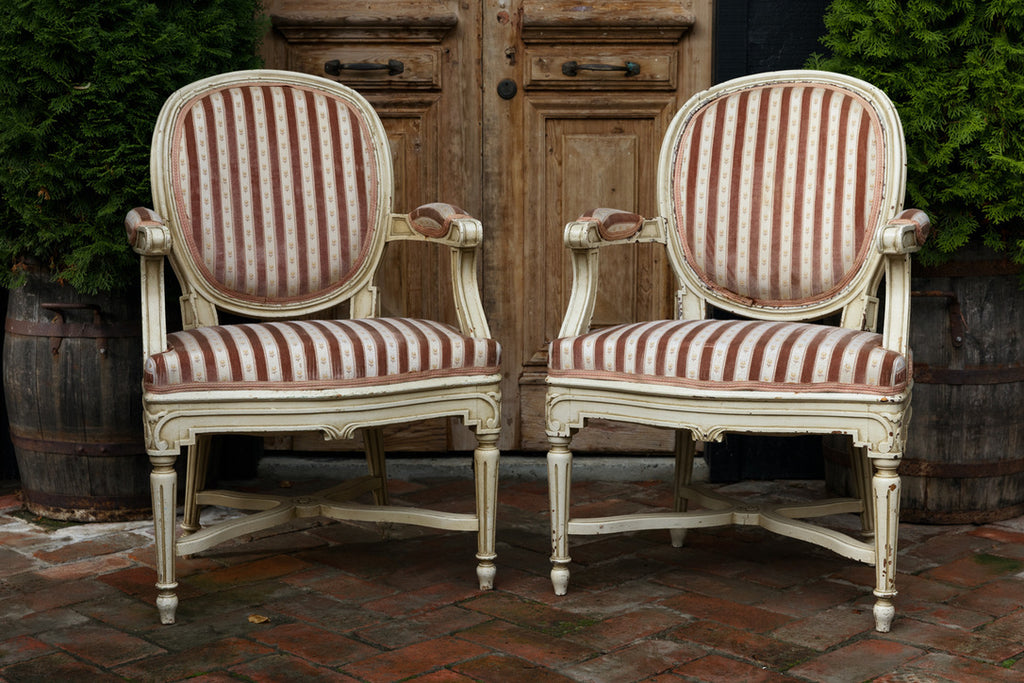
[2,470,1024,682]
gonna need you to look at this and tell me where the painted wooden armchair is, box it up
[125,70,501,624]
[545,70,929,632]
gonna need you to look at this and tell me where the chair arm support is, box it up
[389,206,491,339]
[558,213,667,338]
[877,209,929,357]
[877,208,930,255]
[125,207,169,361]
[125,207,171,255]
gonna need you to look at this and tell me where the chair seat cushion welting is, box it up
[145,317,500,393]
[548,319,907,395]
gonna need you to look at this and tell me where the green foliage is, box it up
[0,0,266,294]
[808,0,1024,267]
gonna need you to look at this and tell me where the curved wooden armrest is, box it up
[878,209,930,356]
[125,207,171,255]
[878,208,931,254]
[565,210,665,250]
[392,204,491,339]
[557,211,666,338]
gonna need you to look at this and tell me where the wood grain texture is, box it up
[265,0,714,451]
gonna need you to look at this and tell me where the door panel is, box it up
[488,0,713,452]
[263,0,713,453]
[525,97,675,355]
[517,98,678,451]
[375,100,450,323]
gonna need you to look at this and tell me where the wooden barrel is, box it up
[2,270,149,521]
[900,252,1024,523]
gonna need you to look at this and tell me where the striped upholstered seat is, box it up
[146,318,499,392]
[548,320,906,395]
[544,70,931,634]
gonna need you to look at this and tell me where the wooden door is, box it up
[263,0,713,454]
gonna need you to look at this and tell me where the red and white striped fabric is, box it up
[548,320,907,395]
[170,82,379,303]
[672,82,885,306]
[145,318,500,393]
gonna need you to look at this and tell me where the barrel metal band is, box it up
[914,259,1022,278]
[4,318,139,339]
[899,456,1024,479]
[10,433,146,457]
[825,440,1024,478]
[915,363,1024,385]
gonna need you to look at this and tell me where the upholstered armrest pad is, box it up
[579,208,645,241]
[125,207,165,245]
[409,202,474,238]
[878,208,931,254]
[125,207,170,255]
[891,208,931,247]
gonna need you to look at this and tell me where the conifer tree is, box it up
[809,0,1024,267]
[0,0,266,294]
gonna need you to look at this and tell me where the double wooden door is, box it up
[264,0,713,453]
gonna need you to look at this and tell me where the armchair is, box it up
[126,70,501,624]
[545,70,929,632]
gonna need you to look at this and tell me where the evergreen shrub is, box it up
[0,0,266,294]
[809,0,1024,268]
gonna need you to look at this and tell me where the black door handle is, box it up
[325,59,405,77]
[561,61,640,77]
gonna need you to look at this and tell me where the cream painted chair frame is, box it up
[545,70,929,632]
[127,70,501,624]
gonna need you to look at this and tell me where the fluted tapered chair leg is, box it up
[181,436,211,534]
[474,431,500,590]
[872,456,901,633]
[671,430,696,548]
[150,453,178,624]
[547,436,573,595]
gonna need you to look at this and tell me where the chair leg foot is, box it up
[156,590,178,625]
[476,559,496,590]
[551,562,570,595]
[873,597,894,632]
[670,529,687,548]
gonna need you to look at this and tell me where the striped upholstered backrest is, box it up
[167,78,380,305]
[668,78,887,308]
